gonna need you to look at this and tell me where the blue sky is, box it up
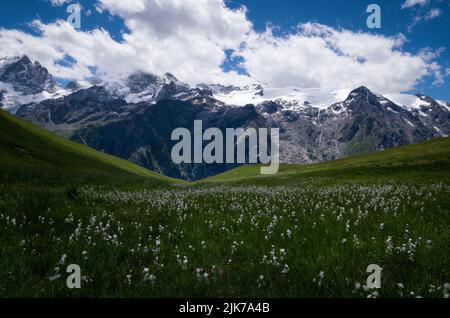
[0,0,449,100]
[230,0,450,98]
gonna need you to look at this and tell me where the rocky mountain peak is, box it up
[347,86,374,99]
[344,86,388,115]
[0,55,57,95]
[126,72,160,94]
[415,93,435,105]
[19,55,32,65]
[163,72,179,83]
[65,81,82,91]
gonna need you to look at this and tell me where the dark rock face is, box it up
[16,84,265,180]
[16,85,129,131]
[127,72,161,94]
[123,71,209,103]
[0,56,57,95]
[260,86,443,164]
[65,81,82,91]
[409,94,450,137]
[337,87,434,154]
[259,101,282,115]
[70,101,265,180]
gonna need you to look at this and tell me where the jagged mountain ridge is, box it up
[2,55,449,180]
[0,55,57,95]
[0,56,66,112]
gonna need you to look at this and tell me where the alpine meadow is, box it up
[1,109,449,298]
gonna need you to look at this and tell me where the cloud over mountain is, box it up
[0,0,446,95]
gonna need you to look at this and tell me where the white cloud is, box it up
[429,61,446,85]
[238,23,434,94]
[0,0,446,96]
[94,0,253,85]
[425,8,442,20]
[407,6,443,32]
[96,0,147,15]
[49,0,72,6]
[401,0,429,9]
[98,0,251,41]
[0,0,253,85]
[0,20,133,81]
[419,47,445,61]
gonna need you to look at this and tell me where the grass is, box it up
[203,137,450,184]
[0,110,449,298]
[0,109,179,187]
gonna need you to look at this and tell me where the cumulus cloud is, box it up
[0,20,134,81]
[239,23,434,94]
[97,0,251,47]
[0,0,446,95]
[95,0,253,84]
[0,0,253,85]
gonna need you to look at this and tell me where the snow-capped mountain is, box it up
[92,71,215,105]
[1,55,449,180]
[199,83,352,111]
[0,55,219,113]
[0,56,68,112]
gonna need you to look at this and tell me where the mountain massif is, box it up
[1,55,449,180]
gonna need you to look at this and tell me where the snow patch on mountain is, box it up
[0,81,68,113]
[95,71,204,105]
[437,100,450,113]
[385,94,431,111]
[0,55,72,113]
[203,83,352,110]
[1,55,449,129]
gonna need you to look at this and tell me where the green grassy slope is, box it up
[0,109,178,186]
[204,137,450,184]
